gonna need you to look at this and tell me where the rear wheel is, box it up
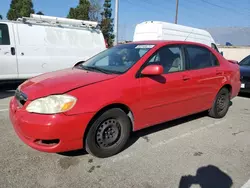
[85,108,131,158]
[208,87,230,118]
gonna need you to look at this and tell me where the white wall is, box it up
[218,47,250,62]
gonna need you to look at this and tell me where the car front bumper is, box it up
[9,97,95,153]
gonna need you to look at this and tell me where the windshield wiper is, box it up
[80,65,123,74]
[79,66,112,74]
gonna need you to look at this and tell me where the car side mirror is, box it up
[141,65,164,76]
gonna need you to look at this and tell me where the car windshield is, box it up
[76,43,155,74]
[239,55,250,66]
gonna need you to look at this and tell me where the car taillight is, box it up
[104,39,108,48]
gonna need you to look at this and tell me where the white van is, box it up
[0,14,107,82]
[133,21,221,53]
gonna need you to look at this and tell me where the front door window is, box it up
[146,46,185,74]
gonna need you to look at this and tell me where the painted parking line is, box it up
[151,119,227,149]
[241,179,250,188]
[0,105,9,108]
[0,109,8,112]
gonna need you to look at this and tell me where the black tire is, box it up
[85,108,131,158]
[208,87,230,118]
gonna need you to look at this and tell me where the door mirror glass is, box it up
[141,65,163,76]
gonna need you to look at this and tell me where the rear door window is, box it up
[0,24,10,45]
[185,45,218,70]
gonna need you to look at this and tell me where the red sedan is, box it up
[9,41,241,158]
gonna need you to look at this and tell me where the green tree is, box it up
[7,0,34,20]
[100,0,114,47]
[0,14,2,20]
[67,8,77,19]
[89,0,101,21]
[67,0,90,20]
[36,11,44,15]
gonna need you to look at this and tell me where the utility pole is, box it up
[175,0,179,24]
[114,0,119,45]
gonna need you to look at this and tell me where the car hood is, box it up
[240,66,250,77]
[19,68,118,100]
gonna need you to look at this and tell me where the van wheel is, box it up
[208,87,230,118]
[85,108,131,158]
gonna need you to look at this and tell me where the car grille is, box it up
[241,76,250,83]
[15,89,28,107]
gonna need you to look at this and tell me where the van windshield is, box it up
[77,44,155,74]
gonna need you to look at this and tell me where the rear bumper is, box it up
[9,97,95,153]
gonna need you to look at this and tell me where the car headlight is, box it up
[26,95,77,114]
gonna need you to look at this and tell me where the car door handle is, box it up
[183,75,190,81]
[11,47,16,55]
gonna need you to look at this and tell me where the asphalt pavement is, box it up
[0,89,250,188]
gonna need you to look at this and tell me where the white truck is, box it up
[133,21,222,54]
[0,14,107,82]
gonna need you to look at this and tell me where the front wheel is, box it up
[85,108,131,158]
[208,87,230,118]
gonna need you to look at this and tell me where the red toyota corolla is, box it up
[9,41,241,158]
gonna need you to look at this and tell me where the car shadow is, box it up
[123,111,208,151]
[178,165,233,188]
[150,75,166,84]
[0,90,15,99]
[238,92,250,99]
[0,82,20,99]
[58,149,88,157]
[59,111,208,157]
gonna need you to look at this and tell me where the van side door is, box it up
[0,23,18,80]
[14,23,47,79]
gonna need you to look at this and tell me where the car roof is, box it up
[128,40,211,48]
